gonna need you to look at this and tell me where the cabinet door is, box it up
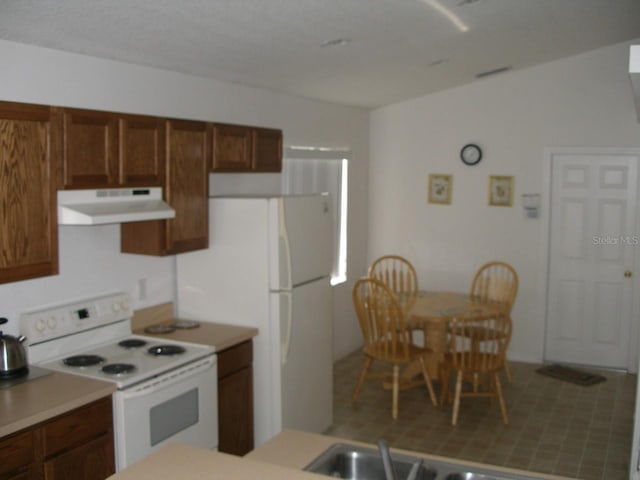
[165,119,209,254]
[0,430,35,480]
[121,119,209,256]
[211,124,252,171]
[218,366,254,456]
[119,114,166,186]
[217,341,254,456]
[0,101,59,284]
[43,434,114,480]
[61,108,118,188]
[252,128,282,172]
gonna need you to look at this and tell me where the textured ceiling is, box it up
[1,0,639,108]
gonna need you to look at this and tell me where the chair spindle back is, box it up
[352,277,412,363]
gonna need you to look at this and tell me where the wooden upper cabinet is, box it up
[0,101,59,284]
[121,119,209,256]
[119,114,165,186]
[211,123,282,173]
[61,108,118,188]
[165,119,209,254]
[211,123,252,171]
[62,109,166,189]
[252,127,282,172]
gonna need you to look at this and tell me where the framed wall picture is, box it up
[488,175,514,206]
[428,174,452,204]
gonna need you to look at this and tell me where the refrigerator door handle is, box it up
[278,199,293,290]
[281,291,293,366]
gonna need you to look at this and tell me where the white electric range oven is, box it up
[20,292,217,471]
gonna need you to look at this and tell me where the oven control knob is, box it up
[35,319,46,332]
[120,300,130,311]
[47,317,57,329]
[112,302,121,312]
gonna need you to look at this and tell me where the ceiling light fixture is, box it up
[475,66,512,78]
[422,0,469,33]
[321,38,352,48]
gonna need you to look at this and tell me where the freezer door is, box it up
[280,278,333,434]
[270,195,334,290]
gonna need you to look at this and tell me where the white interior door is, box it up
[545,151,638,369]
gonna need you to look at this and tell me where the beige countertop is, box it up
[132,302,258,351]
[108,430,573,480]
[0,370,115,438]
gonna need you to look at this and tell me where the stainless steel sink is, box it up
[303,443,545,480]
[304,443,436,480]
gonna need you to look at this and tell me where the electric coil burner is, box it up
[118,339,147,349]
[102,363,136,375]
[20,292,218,471]
[63,355,105,367]
[148,345,186,356]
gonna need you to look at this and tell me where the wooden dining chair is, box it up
[439,308,512,426]
[368,255,419,313]
[468,261,518,381]
[351,277,437,419]
[470,261,518,310]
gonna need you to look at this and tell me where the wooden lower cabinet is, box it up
[0,397,114,480]
[0,430,36,480]
[43,434,113,480]
[217,340,254,456]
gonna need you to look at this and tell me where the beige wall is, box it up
[0,40,369,360]
[369,39,640,364]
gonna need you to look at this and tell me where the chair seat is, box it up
[363,343,429,365]
[443,351,504,374]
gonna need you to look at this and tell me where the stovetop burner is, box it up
[118,339,148,349]
[144,324,176,334]
[101,363,136,376]
[63,355,105,367]
[148,345,186,356]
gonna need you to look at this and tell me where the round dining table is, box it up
[401,290,508,382]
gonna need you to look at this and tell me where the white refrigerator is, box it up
[176,194,334,447]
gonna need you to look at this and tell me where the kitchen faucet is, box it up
[377,439,423,480]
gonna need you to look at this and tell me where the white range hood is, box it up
[58,187,175,225]
[631,45,640,122]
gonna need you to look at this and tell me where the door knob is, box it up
[625,270,633,278]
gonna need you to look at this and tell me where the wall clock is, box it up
[460,143,482,166]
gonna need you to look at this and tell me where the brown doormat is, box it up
[536,364,606,386]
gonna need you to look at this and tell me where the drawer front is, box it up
[0,430,34,476]
[217,341,253,378]
[42,397,112,458]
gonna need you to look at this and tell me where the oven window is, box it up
[149,388,199,446]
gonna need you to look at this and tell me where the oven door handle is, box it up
[120,356,215,399]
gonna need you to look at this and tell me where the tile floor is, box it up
[325,350,636,480]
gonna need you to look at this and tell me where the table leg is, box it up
[399,319,447,382]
